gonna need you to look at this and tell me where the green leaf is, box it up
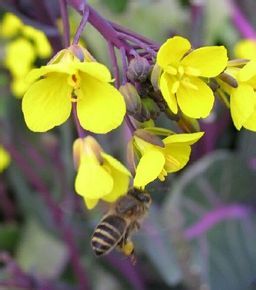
[136,206,182,285]
[161,150,256,290]
[16,219,68,279]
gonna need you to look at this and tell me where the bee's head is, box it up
[128,188,151,208]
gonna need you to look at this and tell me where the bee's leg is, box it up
[121,238,137,265]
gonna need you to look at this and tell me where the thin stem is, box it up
[0,179,16,221]
[108,41,120,88]
[184,204,250,240]
[59,0,71,47]
[231,0,256,39]
[72,103,86,138]
[110,21,160,48]
[3,143,89,290]
[120,46,128,84]
[125,115,136,133]
[73,7,90,45]
[118,32,157,57]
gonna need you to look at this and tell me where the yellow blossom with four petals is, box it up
[156,36,228,118]
[219,61,256,131]
[73,137,131,209]
[133,131,204,188]
[22,47,126,133]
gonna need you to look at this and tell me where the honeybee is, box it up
[91,188,151,262]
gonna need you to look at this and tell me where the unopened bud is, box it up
[218,72,238,88]
[127,56,151,83]
[178,114,200,133]
[151,64,162,91]
[119,83,142,114]
[142,98,160,120]
[134,129,164,147]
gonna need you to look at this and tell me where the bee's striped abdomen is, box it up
[91,215,126,256]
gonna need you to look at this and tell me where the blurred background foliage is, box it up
[1,0,256,290]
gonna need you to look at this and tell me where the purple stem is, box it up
[118,32,157,57]
[72,103,86,138]
[3,143,89,290]
[107,41,120,87]
[105,255,146,290]
[0,180,16,221]
[184,204,250,240]
[68,2,130,51]
[73,7,90,45]
[110,21,160,48]
[120,46,128,84]
[231,0,256,39]
[59,0,71,47]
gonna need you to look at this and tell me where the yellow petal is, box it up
[75,156,113,199]
[5,38,35,77]
[102,153,131,177]
[102,154,130,202]
[157,36,191,69]
[134,149,165,188]
[181,46,228,77]
[25,63,70,83]
[22,74,72,132]
[163,144,191,172]
[0,146,11,172]
[77,73,125,133]
[159,73,178,114]
[244,109,256,131]
[75,62,112,82]
[177,77,214,118]
[0,13,22,37]
[82,198,99,210]
[163,132,204,145]
[237,60,256,82]
[230,84,256,130]
[11,77,30,98]
[23,26,52,58]
[234,39,256,60]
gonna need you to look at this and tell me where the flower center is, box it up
[67,72,81,89]
[166,65,199,93]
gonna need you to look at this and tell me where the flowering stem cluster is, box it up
[0,0,254,210]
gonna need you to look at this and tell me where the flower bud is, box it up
[127,56,151,83]
[142,98,160,120]
[119,82,142,114]
[218,72,238,88]
[177,114,200,133]
[150,63,162,91]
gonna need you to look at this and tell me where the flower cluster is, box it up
[20,29,256,209]
[0,13,52,97]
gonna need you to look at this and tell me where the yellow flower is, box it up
[219,61,256,131]
[133,131,204,188]
[0,146,11,173]
[156,36,228,118]
[73,137,131,209]
[234,39,256,60]
[5,38,36,78]
[22,46,126,133]
[0,13,22,38]
[23,26,52,58]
